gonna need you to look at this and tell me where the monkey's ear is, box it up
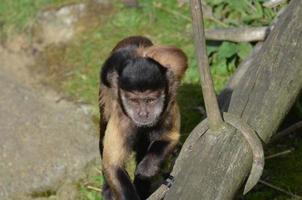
[138,46,188,80]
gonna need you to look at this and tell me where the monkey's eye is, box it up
[145,98,156,104]
[129,98,139,104]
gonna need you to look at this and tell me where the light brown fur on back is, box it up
[137,45,188,80]
[112,36,153,53]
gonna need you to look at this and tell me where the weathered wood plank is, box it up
[148,0,302,199]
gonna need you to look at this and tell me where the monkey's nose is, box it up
[138,110,148,118]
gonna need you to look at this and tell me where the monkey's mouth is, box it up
[131,117,158,127]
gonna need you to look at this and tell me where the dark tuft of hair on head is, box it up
[118,57,167,91]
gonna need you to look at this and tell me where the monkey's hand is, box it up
[135,155,160,179]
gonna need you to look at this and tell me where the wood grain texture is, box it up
[190,0,224,130]
[148,0,302,199]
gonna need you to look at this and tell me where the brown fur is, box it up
[161,104,180,142]
[111,36,188,81]
[102,110,132,196]
[99,36,187,200]
[112,36,153,53]
[137,45,188,80]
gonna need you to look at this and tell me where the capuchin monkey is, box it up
[99,36,188,200]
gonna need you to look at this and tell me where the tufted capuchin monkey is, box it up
[99,36,188,200]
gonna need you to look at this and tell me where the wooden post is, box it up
[190,0,224,131]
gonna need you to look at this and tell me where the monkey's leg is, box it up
[102,177,115,200]
[99,98,111,199]
[102,115,140,200]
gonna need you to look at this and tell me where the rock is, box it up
[5,34,30,53]
[36,3,87,45]
[0,46,99,199]
[56,182,79,200]
[35,0,110,46]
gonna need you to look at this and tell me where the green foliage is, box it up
[205,41,253,90]
[206,0,276,26]
[246,135,302,200]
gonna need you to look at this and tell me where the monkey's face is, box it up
[120,89,165,127]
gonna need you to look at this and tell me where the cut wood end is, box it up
[243,158,265,194]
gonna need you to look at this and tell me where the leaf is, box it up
[207,0,225,6]
[184,64,200,83]
[227,56,237,72]
[226,0,249,13]
[237,42,253,59]
[207,44,219,55]
[217,42,238,60]
[212,57,228,75]
[243,1,263,23]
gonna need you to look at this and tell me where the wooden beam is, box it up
[148,0,302,199]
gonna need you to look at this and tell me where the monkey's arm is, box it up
[102,113,140,200]
[99,107,107,155]
[135,132,179,179]
[135,104,180,179]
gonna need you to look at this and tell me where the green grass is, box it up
[79,174,104,200]
[0,0,83,40]
[2,0,301,200]
[245,138,302,200]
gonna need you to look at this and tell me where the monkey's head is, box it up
[118,57,168,127]
[101,42,187,127]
